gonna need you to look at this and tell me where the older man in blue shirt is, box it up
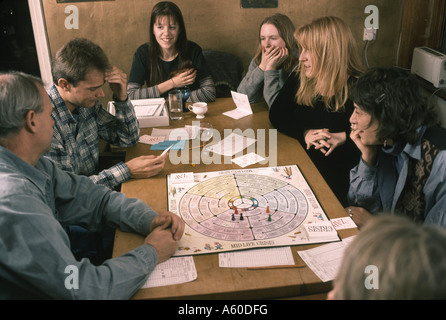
[0,71,184,299]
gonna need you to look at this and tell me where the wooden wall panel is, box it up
[398,0,446,69]
[41,0,405,80]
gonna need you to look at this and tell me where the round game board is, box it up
[177,173,308,241]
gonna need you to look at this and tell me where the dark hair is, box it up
[51,38,111,86]
[350,67,438,145]
[147,1,189,86]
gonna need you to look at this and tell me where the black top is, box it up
[129,40,211,94]
[269,72,360,206]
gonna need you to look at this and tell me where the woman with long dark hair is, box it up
[127,1,215,103]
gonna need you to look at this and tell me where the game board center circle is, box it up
[228,195,258,211]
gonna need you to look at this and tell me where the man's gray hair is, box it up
[0,71,44,137]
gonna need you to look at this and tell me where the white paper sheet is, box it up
[204,132,256,156]
[223,91,253,119]
[218,247,294,268]
[142,256,197,288]
[130,98,166,117]
[170,172,195,184]
[232,152,266,168]
[303,221,339,242]
[297,236,356,282]
[138,135,166,145]
[330,217,358,230]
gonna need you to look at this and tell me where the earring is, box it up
[383,140,387,147]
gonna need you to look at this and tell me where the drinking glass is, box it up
[168,90,183,120]
[177,86,191,111]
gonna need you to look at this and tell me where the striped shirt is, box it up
[45,84,140,189]
[127,41,216,102]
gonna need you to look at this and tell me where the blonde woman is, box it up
[328,215,446,299]
[269,16,364,206]
[237,13,299,108]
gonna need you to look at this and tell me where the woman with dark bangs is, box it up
[347,67,446,229]
[127,1,215,103]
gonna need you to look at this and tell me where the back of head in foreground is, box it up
[0,71,44,139]
[330,215,446,299]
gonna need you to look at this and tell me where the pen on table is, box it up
[247,264,306,270]
[160,144,174,156]
[189,144,204,150]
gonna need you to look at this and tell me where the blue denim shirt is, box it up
[348,126,446,228]
[0,146,158,299]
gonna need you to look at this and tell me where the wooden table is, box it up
[112,98,357,300]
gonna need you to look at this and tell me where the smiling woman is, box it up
[127,1,216,103]
[153,16,179,59]
[237,13,299,108]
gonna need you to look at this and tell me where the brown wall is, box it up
[42,0,404,80]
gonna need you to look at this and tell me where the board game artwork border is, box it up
[167,165,340,256]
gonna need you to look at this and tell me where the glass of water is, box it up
[177,86,191,112]
[168,89,183,120]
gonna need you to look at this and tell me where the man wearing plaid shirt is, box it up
[47,82,137,190]
[45,38,168,263]
[46,38,167,191]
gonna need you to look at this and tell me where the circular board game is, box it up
[177,173,309,242]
